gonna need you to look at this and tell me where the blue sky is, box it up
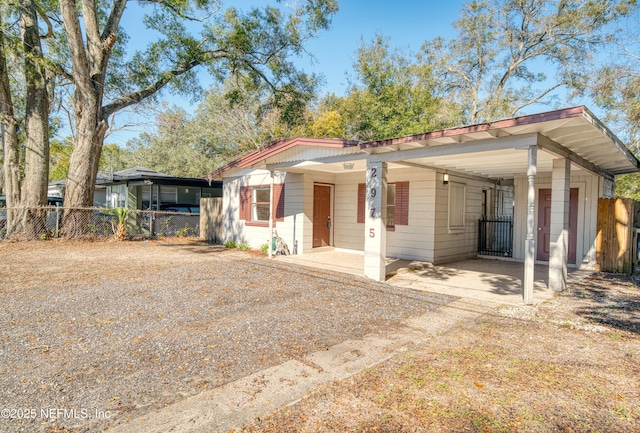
[292,0,466,96]
[108,1,468,143]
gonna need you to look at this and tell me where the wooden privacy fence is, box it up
[596,198,640,273]
[200,197,223,243]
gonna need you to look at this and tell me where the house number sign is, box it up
[369,167,377,238]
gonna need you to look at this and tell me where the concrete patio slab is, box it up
[276,249,593,305]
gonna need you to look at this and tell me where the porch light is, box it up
[343,162,355,170]
[443,173,449,184]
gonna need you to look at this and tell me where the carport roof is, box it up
[210,106,640,180]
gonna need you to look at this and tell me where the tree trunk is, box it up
[64,102,106,208]
[0,12,23,237]
[19,0,50,238]
[59,0,115,237]
[1,117,22,237]
[62,94,107,237]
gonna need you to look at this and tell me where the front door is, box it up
[537,188,579,263]
[313,184,331,247]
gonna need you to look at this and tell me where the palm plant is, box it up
[108,207,129,241]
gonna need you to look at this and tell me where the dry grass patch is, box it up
[241,273,640,433]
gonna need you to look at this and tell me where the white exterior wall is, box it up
[222,167,504,264]
[513,171,600,268]
[325,167,438,261]
[386,168,437,261]
[433,174,496,264]
[221,170,306,251]
[332,171,363,251]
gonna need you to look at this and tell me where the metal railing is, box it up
[478,216,513,257]
[0,207,201,240]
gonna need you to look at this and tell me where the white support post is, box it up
[268,171,275,258]
[523,146,537,305]
[549,158,571,292]
[364,159,387,282]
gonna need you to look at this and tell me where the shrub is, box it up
[176,226,196,237]
[225,240,237,249]
[259,243,269,254]
[237,242,250,251]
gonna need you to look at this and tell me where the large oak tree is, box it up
[421,0,637,125]
[1,0,54,237]
[58,0,337,210]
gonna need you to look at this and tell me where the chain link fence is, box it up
[0,206,201,241]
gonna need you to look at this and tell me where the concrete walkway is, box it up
[276,249,593,306]
[108,297,495,433]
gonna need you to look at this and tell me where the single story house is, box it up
[209,106,640,303]
[49,166,222,210]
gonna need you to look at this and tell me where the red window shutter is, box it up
[239,186,251,221]
[357,183,365,223]
[273,184,285,222]
[395,181,409,225]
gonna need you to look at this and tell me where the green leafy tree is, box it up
[421,0,637,125]
[50,140,130,182]
[127,83,288,177]
[584,13,640,199]
[615,173,640,200]
[56,0,337,218]
[589,13,640,151]
[99,143,130,174]
[314,35,454,141]
[307,110,347,138]
[126,108,207,178]
[49,139,73,181]
[186,84,287,163]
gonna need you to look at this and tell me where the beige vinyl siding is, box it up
[223,166,500,264]
[277,172,305,253]
[386,169,436,261]
[221,170,297,250]
[512,172,600,268]
[433,173,495,264]
[333,172,363,251]
[328,167,439,261]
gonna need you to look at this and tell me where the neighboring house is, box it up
[49,167,222,209]
[209,106,640,301]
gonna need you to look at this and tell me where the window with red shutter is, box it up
[240,184,285,226]
[357,182,409,228]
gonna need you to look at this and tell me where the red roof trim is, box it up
[209,137,360,178]
[360,106,587,149]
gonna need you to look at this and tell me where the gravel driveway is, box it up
[0,240,455,433]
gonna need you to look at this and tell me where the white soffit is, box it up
[363,107,639,178]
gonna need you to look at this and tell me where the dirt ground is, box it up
[0,239,453,433]
[1,239,639,433]
[240,272,640,433]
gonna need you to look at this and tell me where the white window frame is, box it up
[251,186,271,222]
[448,181,466,233]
